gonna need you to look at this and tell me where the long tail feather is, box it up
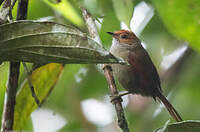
[157,91,183,122]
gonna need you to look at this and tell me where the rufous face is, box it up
[107,30,138,45]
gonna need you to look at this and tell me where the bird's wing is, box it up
[128,47,162,97]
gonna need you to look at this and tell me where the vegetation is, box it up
[0,0,200,131]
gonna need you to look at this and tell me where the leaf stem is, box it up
[22,62,40,105]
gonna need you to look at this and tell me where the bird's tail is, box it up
[157,91,183,122]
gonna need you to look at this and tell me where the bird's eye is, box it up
[120,34,128,39]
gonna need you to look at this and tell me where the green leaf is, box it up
[99,6,120,48]
[13,63,63,130]
[11,0,54,20]
[43,0,84,27]
[82,0,102,17]
[112,0,134,27]
[0,63,9,128]
[0,20,123,64]
[151,0,200,52]
[154,120,200,132]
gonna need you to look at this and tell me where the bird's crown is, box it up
[107,30,139,45]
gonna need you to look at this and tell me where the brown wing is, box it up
[128,47,161,98]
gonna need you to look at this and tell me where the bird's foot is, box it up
[102,64,112,70]
[110,92,131,104]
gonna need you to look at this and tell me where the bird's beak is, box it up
[107,32,118,39]
[107,32,115,36]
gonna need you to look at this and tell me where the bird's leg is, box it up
[110,91,132,103]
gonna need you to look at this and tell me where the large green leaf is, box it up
[151,0,200,52]
[13,63,63,130]
[0,21,123,64]
[154,120,200,132]
[112,0,134,27]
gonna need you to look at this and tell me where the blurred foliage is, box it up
[14,63,63,130]
[0,0,200,131]
[112,0,134,28]
[151,0,200,52]
[43,64,99,131]
[43,0,84,27]
[99,0,121,48]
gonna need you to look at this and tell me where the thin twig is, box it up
[22,62,40,105]
[82,8,130,132]
[1,0,29,131]
[103,65,130,132]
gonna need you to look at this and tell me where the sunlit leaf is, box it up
[12,0,53,20]
[112,0,134,27]
[13,63,63,130]
[151,0,200,52]
[154,120,200,132]
[0,21,123,64]
[0,63,8,128]
[43,0,84,27]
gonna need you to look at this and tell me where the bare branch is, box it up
[1,62,20,131]
[82,8,130,132]
[82,8,101,43]
[103,65,130,132]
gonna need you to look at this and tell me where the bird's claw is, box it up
[110,92,131,104]
[102,64,112,70]
[110,94,123,104]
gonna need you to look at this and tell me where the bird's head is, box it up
[107,30,140,45]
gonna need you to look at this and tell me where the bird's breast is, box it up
[111,64,139,93]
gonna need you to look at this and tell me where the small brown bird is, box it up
[107,30,183,122]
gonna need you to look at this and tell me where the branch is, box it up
[103,66,130,131]
[82,8,130,132]
[1,0,29,131]
[16,0,29,20]
[1,62,20,131]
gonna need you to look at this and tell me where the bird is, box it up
[107,30,183,122]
